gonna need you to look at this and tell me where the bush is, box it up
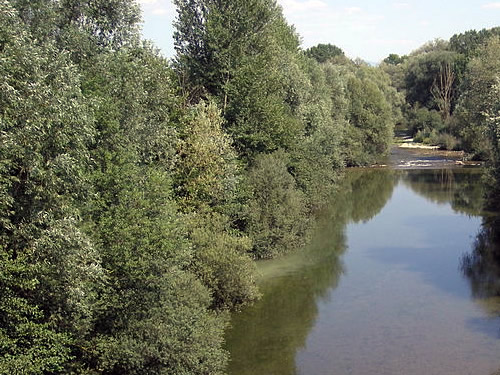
[407,107,444,136]
[187,211,260,311]
[245,151,309,259]
[437,133,460,150]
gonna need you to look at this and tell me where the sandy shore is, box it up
[371,136,483,169]
[397,137,440,150]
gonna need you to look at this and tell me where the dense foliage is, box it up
[381,28,500,157]
[1,0,402,373]
[305,43,345,63]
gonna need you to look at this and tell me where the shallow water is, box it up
[226,168,500,375]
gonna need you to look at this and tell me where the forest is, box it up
[1,0,500,374]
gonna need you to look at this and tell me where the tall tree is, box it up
[245,150,308,259]
[449,27,500,60]
[404,48,460,111]
[430,62,455,120]
[342,65,396,166]
[173,0,305,158]
[174,101,259,310]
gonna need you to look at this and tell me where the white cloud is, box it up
[482,2,500,8]
[138,0,159,4]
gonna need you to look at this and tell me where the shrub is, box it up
[245,151,309,259]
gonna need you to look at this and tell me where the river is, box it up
[225,165,500,375]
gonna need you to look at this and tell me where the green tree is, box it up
[383,53,407,66]
[305,43,344,63]
[173,0,305,159]
[404,48,460,111]
[485,74,500,190]
[343,66,395,166]
[187,211,259,310]
[289,57,346,210]
[454,36,500,159]
[10,0,141,62]
[0,3,104,372]
[86,162,228,374]
[175,101,239,211]
[449,27,500,60]
[245,151,308,259]
[173,0,279,101]
[174,101,259,310]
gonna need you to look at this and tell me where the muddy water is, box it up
[225,168,500,375]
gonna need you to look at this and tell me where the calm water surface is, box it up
[226,168,500,375]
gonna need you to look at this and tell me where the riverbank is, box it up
[372,135,483,169]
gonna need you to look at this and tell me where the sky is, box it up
[139,0,500,63]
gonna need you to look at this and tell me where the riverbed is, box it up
[225,149,500,374]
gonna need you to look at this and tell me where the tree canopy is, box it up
[305,43,345,63]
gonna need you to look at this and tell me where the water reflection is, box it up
[226,244,344,375]
[226,169,397,375]
[461,192,500,320]
[226,168,500,375]
[343,169,397,223]
[401,168,484,215]
[462,215,500,301]
[461,195,500,370]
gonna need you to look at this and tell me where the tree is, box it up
[175,101,239,211]
[80,44,230,373]
[245,151,308,259]
[454,36,500,159]
[342,65,396,166]
[449,27,500,60]
[174,101,259,310]
[383,53,406,66]
[288,57,346,210]
[10,0,141,61]
[84,162,228,375]
[173,0,279,102]
[305,43,344,63]
[404,48,460,111]
[430,62,455,120]
[0,3,104,372]
[173,0,306,159]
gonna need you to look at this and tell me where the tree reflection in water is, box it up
[226,169,397,375]
[401,168,484,216]
[227,168,494,375]
[461,191,500,364]
[461,210,500,315]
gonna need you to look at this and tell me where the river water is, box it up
[225,168,500,375]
